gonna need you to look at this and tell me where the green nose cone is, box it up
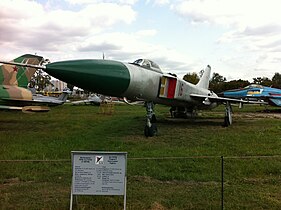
[45,60,130,96]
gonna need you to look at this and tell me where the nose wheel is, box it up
[144,121,157,137]
[144,102,157,137]
[223,101,232,127]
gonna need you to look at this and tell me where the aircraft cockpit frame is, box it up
[131,59,163,73]
[244,84,264,89]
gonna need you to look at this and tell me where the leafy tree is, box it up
[211,73,226,83]
[253,77,272,86]
[253,77,263,85]
[210,79,250,94]
[209,72,226,93]
[272,73,281,88]
[183,72,199,84]
[29,70,52,91]
[67,83,75,91]
[223,79,250,91]
[261,77,272,87]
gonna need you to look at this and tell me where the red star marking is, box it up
[13,66,18,72]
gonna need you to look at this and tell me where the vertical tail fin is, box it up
[196,65,211,89]
[0,54,44,88]
[58,90,71,102]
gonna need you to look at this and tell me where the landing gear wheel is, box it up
[223,116,230,127]
[223,102,232,127]
[144,124,158,137]
[151,114,157,123]
[144,101,157,137]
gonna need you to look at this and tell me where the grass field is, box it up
[1,104,281,209]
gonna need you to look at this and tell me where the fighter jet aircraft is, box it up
[0,54,69,112]
[71,94,102,106]
[220,84,281,107]
[0,57,262,136]
[32,89,71,106]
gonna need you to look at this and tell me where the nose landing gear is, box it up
[144,101,157,137]
[223,101,232,127]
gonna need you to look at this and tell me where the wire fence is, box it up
[1,154,281,162]
[1,155,281,209]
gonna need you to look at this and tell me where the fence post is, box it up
[221,156,224,210]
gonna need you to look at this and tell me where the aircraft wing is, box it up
[0,104,50,112]
[32,97,65,106]
[71,100,90,105]
[1,97,63,106]
[0,105,23,110]
[190,93,268,105]
[72,99,101,105]
[221,94,281,107]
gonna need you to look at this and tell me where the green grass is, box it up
[1,104,281,209]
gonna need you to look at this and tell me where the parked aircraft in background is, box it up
[0,57,263,136]
[220,84,281,107]
[32,89,71,106]
[0,54,69,112]
[72,94,102,106]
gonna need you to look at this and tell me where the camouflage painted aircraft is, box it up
[0,54,68,112]
[0,57,263,136]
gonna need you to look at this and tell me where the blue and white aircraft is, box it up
[221,84,281,107]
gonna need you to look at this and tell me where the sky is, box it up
[1,0,281,82]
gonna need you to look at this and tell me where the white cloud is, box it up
[171,0,281,50]
[170,0,281,81]
[72,31,197,77]
[6,0,281,82]
[0,0,137,57]
[135,29,157,37]
[145,0,170,6]
[66,0,138,5]
[172,0,281,28]
[0,1,197,78]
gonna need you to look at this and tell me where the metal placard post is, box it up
[70,151,127,210]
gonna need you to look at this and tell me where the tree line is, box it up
[183,72,281,93]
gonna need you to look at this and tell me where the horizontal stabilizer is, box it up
[190,93,268,105]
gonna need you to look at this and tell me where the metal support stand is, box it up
[144,102,157,137]
[146,101,155,121]
[221,156,224,210]
[224,102,232,127]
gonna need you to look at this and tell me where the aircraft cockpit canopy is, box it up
[132,59,163,73]
[244,84,264,89]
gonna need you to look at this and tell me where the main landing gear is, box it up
[223,101,232,127]
[144,101,157,137]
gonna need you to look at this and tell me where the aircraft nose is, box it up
[45,60,130,96]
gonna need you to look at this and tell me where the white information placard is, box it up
[70,151,127,209]
[72,151,127,195]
